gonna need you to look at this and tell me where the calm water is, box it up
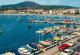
[0,15,79,54]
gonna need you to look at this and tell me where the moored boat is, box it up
[1,52,16,55]
[36,29,45,33]
[27,43,38,50]
[18,47,31,55]
[39,41,52,46]
[32,43,45,49]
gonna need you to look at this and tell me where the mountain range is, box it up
[1,1,78,10]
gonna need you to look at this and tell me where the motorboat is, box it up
[36,29,45,33]
[1,52,16,55]
[21,45,34,53]
[0,30,2,35]
[27,26,32,28]
[27,43,38,50]
[44,27,53,32]
[18,47,31,55]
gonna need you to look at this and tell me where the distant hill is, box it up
[35,5,77,10]
[1,1,78,10]
[1,1,40,7]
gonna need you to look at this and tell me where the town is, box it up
[0,7,80,16]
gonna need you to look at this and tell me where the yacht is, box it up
[18,47,31,55]
[27,43,38,50]
[1,52,16,55]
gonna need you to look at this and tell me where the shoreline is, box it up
[0,14,80,17]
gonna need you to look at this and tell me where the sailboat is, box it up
[39,33,52,46]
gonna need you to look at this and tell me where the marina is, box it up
[0,15,80,55]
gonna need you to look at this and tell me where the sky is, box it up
[0,0,80,7]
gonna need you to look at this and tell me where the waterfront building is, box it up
[4,10,17,14]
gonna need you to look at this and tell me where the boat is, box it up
[32,43,45,49]
[27,26,32,28]
[39,41,52,46]
[18,47,31,55]
[36,29,45,33]
[1,52,16,55]
[27,43,38,50]
[0,30,2,35]
[26,21,33,23]
[44,27,53,32]
[17,20,19,22]
[21,45,34,52]
[42,31,49,35]
[34,20,39,23]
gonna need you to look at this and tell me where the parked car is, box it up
[58,43,69,50]
[74,51,80,55]
[60,49,73,55]
[68,41,76,46]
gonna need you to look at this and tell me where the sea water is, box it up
[0,15,79,54]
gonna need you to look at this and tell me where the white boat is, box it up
[36,29,45,33]
[44,27,53,32]
[18,47,31,55]
[1,52,16,55]
[35,20,38,23]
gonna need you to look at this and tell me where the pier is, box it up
[36,35,80,55]
[29,26,80,55]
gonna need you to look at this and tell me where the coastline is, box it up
[0,14,80,18]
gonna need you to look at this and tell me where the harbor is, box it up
[0,15,80,55]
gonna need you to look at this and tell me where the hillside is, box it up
[1,1,78,10]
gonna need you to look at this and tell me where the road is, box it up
[38,36,80,55]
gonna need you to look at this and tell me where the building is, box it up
[49,10,53,14]
[4,10,17,14]
[33,9,44,14]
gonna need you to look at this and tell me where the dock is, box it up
[38,35,80,55]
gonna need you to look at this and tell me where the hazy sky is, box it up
[0,0,80,7]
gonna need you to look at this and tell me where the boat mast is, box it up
[42,34,43,41]
[39,29,40,42]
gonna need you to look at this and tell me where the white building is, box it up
[49,10,53,14]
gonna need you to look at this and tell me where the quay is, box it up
[26,20,80,25]
[38,35,80,55]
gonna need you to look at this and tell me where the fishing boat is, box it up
[18,47,31,55]
[1,52,16,55]
[36,29,45,33]
[27,43,38,50]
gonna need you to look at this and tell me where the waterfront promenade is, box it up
[38,36,80,55]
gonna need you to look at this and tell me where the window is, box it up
[61,45,65,47]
